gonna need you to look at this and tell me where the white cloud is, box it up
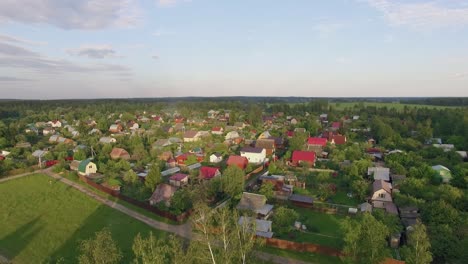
[0,0,141,30]
[0,76,34,82]
[151,55,160,60]
[0,34,47,46]
[0,41,131,75]
[157,0,192,8]
[453,72,468,79]
[362,0,468,30]
[153,28,176,37]
[67,45,120,59]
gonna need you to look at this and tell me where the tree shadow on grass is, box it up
[0,216,43,260]
[48,204,169,264]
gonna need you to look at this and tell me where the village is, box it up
[1,100,466,264]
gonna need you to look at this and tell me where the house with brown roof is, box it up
[226,155,248,170]
[255,138,275,156]
[110,148,130,160]
[169,173,189,187]
[371,180,397,214]
[237,192,274,219]
[109,124,123,133]
[149,184,178,206]
[183,130,200,142]
[211,127,224,135]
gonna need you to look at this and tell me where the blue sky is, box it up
[0,0,468,99]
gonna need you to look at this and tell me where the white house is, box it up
[225,131,240,140]
[48,120,62,128]
[240,147,266,164]
[78,159,97,176]
[99,137,117,144]
[209,153,223,163]
[183,130,200,142]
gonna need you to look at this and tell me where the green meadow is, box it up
[0,174,168,264]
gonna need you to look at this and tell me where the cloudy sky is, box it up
[1,0,468,99]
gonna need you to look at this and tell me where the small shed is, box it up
[289,194,314,208]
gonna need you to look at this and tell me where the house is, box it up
[330,135,347,145]
[42,127,56,136]
[238,216,273,238]
[371,180,393,209]
[291,151,316,166]
[368,167,390,181]
[234,122,246,129]
[31,150,47,158]
[360,202,373,213]
[330,121,341,131]
[158,151,173,162]
[209,153,223,163]
[456,151,467,160]
[289,194,314,208]
[88,128,101,135]
[294,127,307,134]
[25,124,39,134]
[49,135,60,143]
[70,160,80,171]
[240,147,266,164]
[110,148,130,160]
[307,137,327,153]
[127,121,139,130]
[237,192,273,219]
[255,139,275,156]
[199,166,221,180]
[152,115,164,123]
[211,127,224,135]
[399,206,420,228]
[149,184,177,206]
[183,130,200,142]
[225,131,240,140]
[433,144,455,152]
[109,124,123,133]
[258,131,272,140]
[161,167,181,177]
[78,159,97,176]
[176,153,204,165]
[152,139,171,148]
[173,123,185,132]
[15,142,31,148]
[48,120,62,128]
[207,110,219,119]
[367,148,384,160]
[431,165,452,183]
[169,173,189,187]
[99,137,117,144]
[226,155,249,170]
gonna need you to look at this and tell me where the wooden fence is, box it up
[264,237,343,257]
[78,175,191,222]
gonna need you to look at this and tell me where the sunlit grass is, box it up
[0,174,168,263]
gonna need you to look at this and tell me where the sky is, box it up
[0,0,468,99]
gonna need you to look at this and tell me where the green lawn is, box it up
[0,174,168,264]
[330,102,456,111]
[329,190,360,207]
[288,206,345,249]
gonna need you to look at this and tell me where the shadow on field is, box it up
[0,216,43,260]
[48,204,165,264]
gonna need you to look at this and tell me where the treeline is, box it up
[400,98,468,106]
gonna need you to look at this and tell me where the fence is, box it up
[78,175,191,222]
[264,237,343,257]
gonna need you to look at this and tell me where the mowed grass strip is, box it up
[0,174,168,264]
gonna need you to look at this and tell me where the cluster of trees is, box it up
[76,204,263,264]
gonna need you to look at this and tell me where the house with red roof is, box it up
[291,151,316,167]
[211,127,224,135]
[199,166,221,180]
[169,173,189,187]
[175,153,204,165]
[307,137,327,154]
[226,155,249,170]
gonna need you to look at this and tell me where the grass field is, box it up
[329,102,457,111]
[261,246,343,264]
[0,174,168,264]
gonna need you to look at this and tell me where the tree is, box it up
[341,213,389,264]
[78,228,122,264]
[145,163,161,191]
[221,165,245,197]
[401,222,432,264]
[272,207,299,235]
[132,232,187,264]
[258,182,275,200]
[190,203,261,264]
[123,169,138,184]
[351,179,368,200]
[74,149,86,161]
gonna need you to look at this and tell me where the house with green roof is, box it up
[78,159,97,176]
[431,165,452,183]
